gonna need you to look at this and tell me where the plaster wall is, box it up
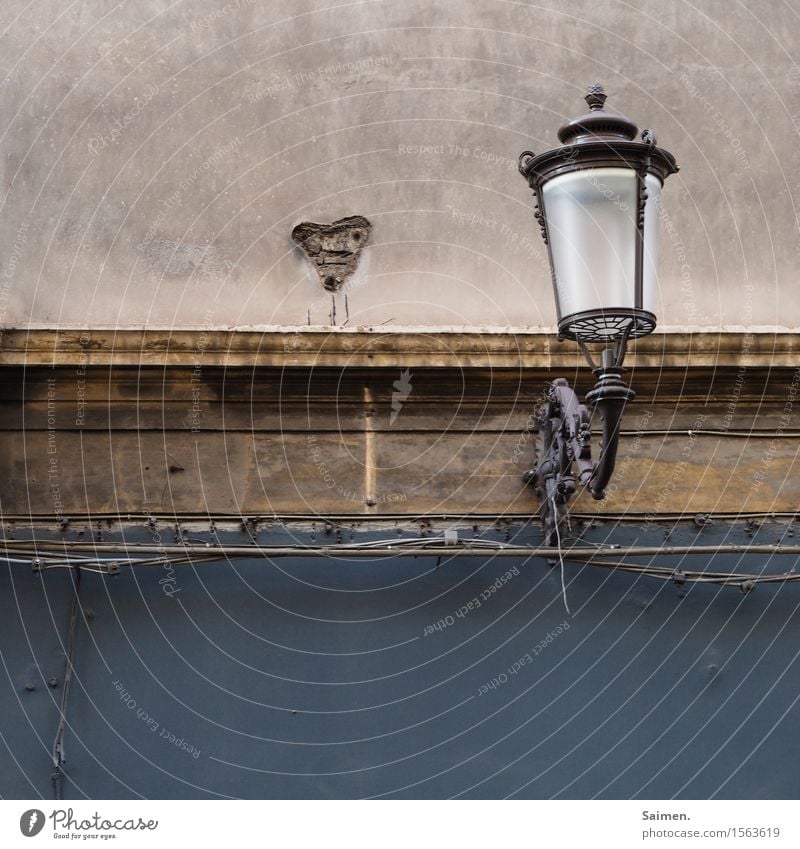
[0,0,797,332]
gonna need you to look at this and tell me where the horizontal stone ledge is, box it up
[1,327,799,369]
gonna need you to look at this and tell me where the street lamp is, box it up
[518,83,678,544]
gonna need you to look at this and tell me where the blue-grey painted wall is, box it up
[3,520,798,799]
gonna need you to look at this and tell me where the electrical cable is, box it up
[4,543,799,589]
[51,566,80,800]
[551,494,571,615]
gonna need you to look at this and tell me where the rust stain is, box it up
[363,385,377,514]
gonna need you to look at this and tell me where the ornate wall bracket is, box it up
[524,347,636,545]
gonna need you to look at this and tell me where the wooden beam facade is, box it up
[1,330,798,519]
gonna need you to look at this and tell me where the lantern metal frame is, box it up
[517,83,679,545]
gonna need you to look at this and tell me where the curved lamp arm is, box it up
[584,366,636,500]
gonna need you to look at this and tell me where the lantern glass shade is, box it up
[541,167,662,341]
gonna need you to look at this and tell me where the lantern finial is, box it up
[557,84,638,143]
[585,82,607,111]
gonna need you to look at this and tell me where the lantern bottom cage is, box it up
[557,308,656,343]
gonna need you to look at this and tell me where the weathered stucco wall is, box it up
[1,0,798,331]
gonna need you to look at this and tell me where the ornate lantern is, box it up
[518,83,678,543]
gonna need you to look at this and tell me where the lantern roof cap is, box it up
[557,83,639,144]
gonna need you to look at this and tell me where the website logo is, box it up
[19,810,45,837]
